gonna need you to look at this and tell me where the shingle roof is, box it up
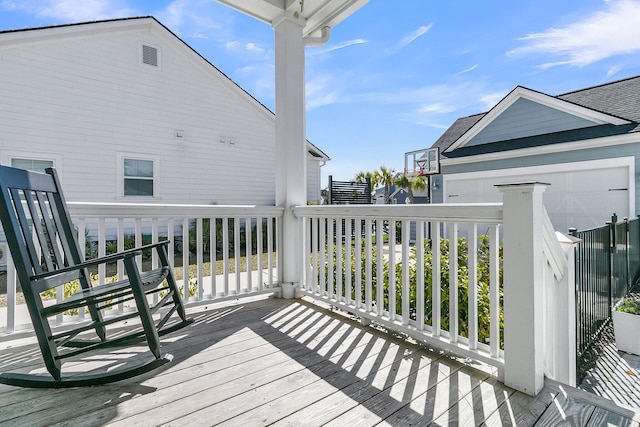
[559,75,640,122]
[430,114,483,154]
[433,75,640,157]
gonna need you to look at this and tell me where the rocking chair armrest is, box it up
[30,241,171,281]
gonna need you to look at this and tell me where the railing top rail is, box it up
[293,203,503,223]
[572,223,613,236]
[67,202,284,218]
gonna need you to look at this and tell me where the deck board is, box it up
[0,296,636,426]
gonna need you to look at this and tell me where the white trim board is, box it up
[440,133,640,167]
[443,156,636,220]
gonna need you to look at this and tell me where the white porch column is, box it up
[498,182,549,396]
[273,12,306,298]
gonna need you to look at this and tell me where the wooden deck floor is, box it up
[1,296,639,426]
[579,322,640,408]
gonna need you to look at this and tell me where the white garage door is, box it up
[444,158,634,232]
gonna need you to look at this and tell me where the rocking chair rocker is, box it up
[0,165,193,388]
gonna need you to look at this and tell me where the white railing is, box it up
[0,185,578,396]
[293,203,506,370]
[0,203,283,333]
[294,183,579,395]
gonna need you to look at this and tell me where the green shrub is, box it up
[318,235,504,348]
[617,298,640,315]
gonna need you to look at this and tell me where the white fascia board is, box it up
[215,0,286,24]
[440,132,640,167]
[443,156,635,181]
[307,143,331,161]
[0,18,155,47]
[445,86,631,153]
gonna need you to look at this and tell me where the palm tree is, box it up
[354,170,376,185]
[354,170,378,198]
[395,174,428,204]
[374,166,395,204]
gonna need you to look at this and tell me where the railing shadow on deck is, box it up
[243,299,509,426]
[1,297,539,426]
[0,299,286,425]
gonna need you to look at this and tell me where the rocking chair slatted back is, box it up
[3,176,82,290]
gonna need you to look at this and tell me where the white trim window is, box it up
[11,158,54,173]
[123,157,155,197]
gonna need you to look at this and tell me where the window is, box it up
[124,158,154,196]
[11,158,54,173]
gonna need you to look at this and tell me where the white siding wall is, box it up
[306,158,322,204]
[0,21,323,205]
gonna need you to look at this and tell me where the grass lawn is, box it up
[0,252,277,307]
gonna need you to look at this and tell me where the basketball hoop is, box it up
[404,147,440,177]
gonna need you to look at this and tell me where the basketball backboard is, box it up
[404,147,440,176]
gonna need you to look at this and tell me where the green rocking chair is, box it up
[0,165,193,388]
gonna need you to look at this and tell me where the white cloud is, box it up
[508,0,640,68]
[326,38,367,52]
[156,0,223,37]
[305,72,509,129]
[478,92,507,110]
[456,64,479,75]
[606,64,623,77]
[306,76,341,109]
[417,103,456,115]
[246,42,265,54]
[386,23,433,54]
[236,64,274,100]
[397,82,509,128]
[399,24,433,49]
[307,92,340,110]
[2,0,135,22]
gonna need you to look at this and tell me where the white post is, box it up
[549,232,579,386]
[498,182,548,396]
[273,11,306,298]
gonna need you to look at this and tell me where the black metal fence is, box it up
[328,175,372,205]
[571,214,640,378]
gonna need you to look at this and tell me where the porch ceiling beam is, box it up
[216,0,369,37]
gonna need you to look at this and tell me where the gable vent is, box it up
[142,44,158,67]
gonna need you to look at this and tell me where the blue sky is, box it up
[2,1,640,184]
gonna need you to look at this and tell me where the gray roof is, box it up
[559,76,640,122]
[430,114,483,154]
[433,75,640,157]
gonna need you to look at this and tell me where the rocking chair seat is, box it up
[41,262,171,316]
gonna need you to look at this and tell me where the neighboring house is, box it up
[373,185,428,204]
[0,17,329,206]
[427,75,640,232]
[373,185,402,204]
